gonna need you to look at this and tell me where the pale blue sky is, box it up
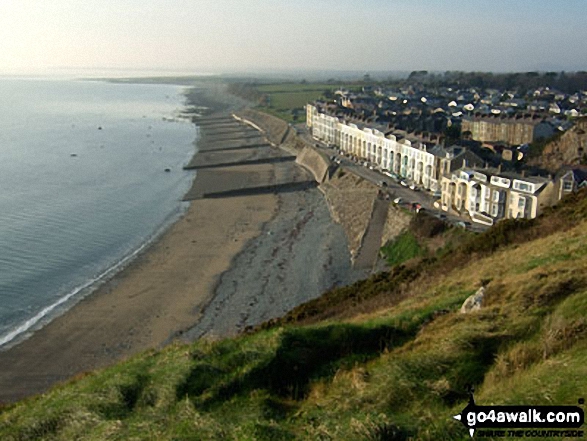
[1,0,585,76]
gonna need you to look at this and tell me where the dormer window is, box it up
[513,181,533,192]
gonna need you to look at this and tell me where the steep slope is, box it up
[528,117,587,171]
[2,192,587,440]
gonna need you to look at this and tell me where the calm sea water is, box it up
[0,78,197,348]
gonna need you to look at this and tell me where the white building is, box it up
[441,168,557,225]
[307,104,438,190]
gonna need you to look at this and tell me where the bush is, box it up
[381,232,424,267]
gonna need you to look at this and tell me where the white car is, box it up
[393,197,403,204]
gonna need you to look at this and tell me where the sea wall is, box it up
[233,109,331,183]
[234,109,290,146]
[295,146,331,183]
[320,171,379,259]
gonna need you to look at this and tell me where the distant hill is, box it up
[2,191,587,440]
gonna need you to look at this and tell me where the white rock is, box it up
[460,287,485,313]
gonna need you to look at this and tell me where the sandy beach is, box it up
[0,161,278,402]
[0,91,357,403]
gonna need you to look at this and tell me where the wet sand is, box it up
[0,102,356,404]
[0,165,277,403]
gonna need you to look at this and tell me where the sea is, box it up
[0,77,198,349]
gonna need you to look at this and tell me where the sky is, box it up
[1,0,586,77]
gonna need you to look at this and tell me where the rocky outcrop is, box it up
[529,117,587,172]
[460,287,485,313]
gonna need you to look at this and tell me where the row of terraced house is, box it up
[306,103,586,226]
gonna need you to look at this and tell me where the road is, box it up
[295,125,488,233]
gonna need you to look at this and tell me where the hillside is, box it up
[527,117,587,172]
[2,191,587,440]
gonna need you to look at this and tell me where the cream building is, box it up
[307,104,438,190]
[308,104,559,225]
[441,168,557,225]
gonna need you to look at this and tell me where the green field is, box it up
[255,83,338,123]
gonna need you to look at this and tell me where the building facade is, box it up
[440,168,557,225]
[461,114,554,145]
[307,104,439,190]
[308,104,560,224]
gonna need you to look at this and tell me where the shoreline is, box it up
[0,161,279,402]
[0,85,355,403]
[0,85,272,402]
[0,201,191,352]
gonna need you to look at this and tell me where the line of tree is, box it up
[397,71,587,94]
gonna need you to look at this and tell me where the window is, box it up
[563,181,573,191]
[514,182,532,192]
[518,197,526,208]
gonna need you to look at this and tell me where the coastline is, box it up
[0,84,355,404]
[0,163,278,403]
[0,84,267,402]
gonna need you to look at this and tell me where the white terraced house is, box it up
[307,104,563,225]
[306,104,438,191]
[440,168,558,225]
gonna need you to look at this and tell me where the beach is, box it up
[0,167,277,402]
[0,87,355,403]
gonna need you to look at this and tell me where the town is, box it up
[305,72,587,226]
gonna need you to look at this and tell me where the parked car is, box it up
[393,197,403,204]
[400,180,408,187]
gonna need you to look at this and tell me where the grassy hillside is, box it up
[2,192,587,440]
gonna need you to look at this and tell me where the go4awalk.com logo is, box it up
[453,393,585,438]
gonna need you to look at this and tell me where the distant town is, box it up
[304,71,587,226]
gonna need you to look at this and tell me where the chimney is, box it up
[522,170,526,177]
[498,163,502,173]
[462,158,467,168]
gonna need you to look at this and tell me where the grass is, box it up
[380,231,424,266]
[231,82,340,123]
[3,193,587,439]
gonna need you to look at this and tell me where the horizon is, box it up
[2,67,587,84]
[1,1,586,77]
